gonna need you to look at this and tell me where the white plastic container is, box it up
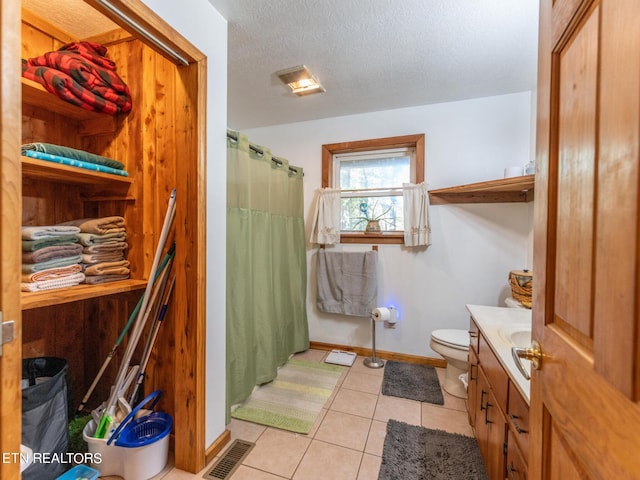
[82,416,170,480]
[82,420,169,480]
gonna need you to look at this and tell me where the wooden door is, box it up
[530,0,640,478]
[0,0,23,478]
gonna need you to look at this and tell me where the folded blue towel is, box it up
[22,149,129,177]
[21,142,125,169]
[21,255,82,273]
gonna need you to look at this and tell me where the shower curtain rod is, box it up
[227,132,302,175]
[340,186,404,194]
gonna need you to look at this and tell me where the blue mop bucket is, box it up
[86,390,173,479]
[107,390,172,447]
[112,411,172,447]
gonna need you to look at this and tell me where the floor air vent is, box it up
[205,439,255,480]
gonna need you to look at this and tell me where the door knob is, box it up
[511,340,542,380]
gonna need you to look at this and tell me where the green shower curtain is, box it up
[226,130,309,420]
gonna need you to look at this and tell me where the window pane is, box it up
[341,195,404,232]
[338,155,410,190]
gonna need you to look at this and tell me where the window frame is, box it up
[321,134,425,244]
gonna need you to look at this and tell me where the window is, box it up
[322,134,425,244]
[336,148,412,232]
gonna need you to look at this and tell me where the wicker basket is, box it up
[509,270,532,308]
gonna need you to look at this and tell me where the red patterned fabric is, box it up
[22,41,132,115]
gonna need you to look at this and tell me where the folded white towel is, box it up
[21,272,86,292]
[21,264,83,283]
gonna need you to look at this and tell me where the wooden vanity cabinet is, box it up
[469,317,530,480]
[467,343,479,428]
[507,381,530,455]
[506,429,529,480]
[475,366,507,480]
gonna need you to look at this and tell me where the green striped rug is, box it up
[231,358,344,434]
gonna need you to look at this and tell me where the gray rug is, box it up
[378,420,487,480]
[382,361,444,405]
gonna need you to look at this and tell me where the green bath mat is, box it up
[231,358,344,434]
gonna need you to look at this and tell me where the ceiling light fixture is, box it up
[275,65,326,96]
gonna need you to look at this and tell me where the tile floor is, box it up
[106,349,474,480]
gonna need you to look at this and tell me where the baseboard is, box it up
[309,341,447,368]
[205,428,232,466]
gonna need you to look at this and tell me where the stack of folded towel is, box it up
[21,142,128,177]
[21,225,85,292]
[58,216,130,285]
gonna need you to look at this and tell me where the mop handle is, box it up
[113,256,172,397]
[94,259,171,438]
[98,189,176,434]
[128,274,176,404]
[75,249,174,415]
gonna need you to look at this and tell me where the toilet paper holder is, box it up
[364,306,397,369]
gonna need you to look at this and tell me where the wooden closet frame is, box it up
[0,0,218,476]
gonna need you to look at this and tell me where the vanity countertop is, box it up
[466,304,532,404]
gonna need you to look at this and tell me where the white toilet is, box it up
[430,329,470,399]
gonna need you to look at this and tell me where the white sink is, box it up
[509,329,532,347]
[499,324,532,347]
[498,324,533,380]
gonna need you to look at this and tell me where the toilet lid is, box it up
[431,329,469,350]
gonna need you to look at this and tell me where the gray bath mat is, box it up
[378,420,487,480]
[381,361,444,404]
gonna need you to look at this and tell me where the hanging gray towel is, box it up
[316,249,378,317]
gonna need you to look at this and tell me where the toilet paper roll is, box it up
[371,307,391,322]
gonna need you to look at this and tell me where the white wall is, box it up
[243,91,534,359]
[141,0,227,446]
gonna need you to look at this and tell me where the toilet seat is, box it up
[431,329,469,351]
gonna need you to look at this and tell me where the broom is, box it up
[94,189,176,439]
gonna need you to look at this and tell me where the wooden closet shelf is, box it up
[22,157,133,189]
[429,174,535,204]
[22,77,113,122]
[21,279,148,310]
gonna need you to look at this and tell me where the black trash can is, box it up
[21,357,70,480]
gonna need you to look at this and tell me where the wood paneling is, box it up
[0,0,23,477]
[10,2,210,473]
[594,0,640,398]
[553,5,598,342]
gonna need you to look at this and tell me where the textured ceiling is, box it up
[208,0,540,130]
[22,0,120,39]
[20,0,540,131]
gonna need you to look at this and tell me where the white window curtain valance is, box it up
[402,182,431,247]
[310,188,341,245]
